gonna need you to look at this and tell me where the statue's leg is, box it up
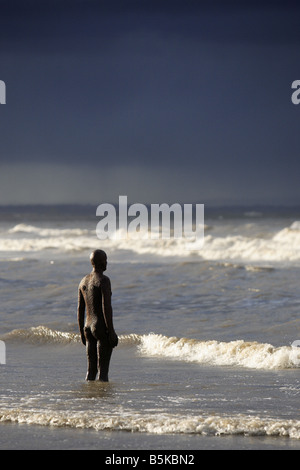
[84,327,98,381]
[97,335,113,382]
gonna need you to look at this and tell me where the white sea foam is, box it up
[201,221,300,263]
[138,334,300,370]
[1,221,300,263]
[8,223,90,237]
[0,406,300,439]
[3,327,300,370]
[290,221,300,230]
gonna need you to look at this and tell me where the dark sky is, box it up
[0,0,300,205]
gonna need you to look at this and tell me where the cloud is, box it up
[1,161,299,206]
[1,3,300,205]
[0,163,209,205]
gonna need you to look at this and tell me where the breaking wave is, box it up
[0,406,300,439]
[138,333,300,370]
[3,327,300,370]
[2,326,81,344]
[8,224,90,237]
[2,326,141,346]
[1,221,300,263]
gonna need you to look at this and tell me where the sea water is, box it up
[0,205,300,450]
